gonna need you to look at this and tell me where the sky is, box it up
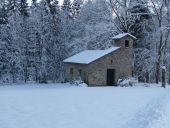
[27,0,64,5]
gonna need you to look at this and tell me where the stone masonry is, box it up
[64,34,134,86]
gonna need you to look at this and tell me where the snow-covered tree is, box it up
[0,1,8,24]
[72,0,83,18]
[19,0,29,17]
[68,0,118,54]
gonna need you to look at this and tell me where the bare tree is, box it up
[149,0,170,83]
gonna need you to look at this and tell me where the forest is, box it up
[0,0,170,84]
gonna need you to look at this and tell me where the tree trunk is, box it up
[11,62,16,83]
[155,27,163,84]
[168,65,170,84]
[162,67,166,88]
[24,63,28,83]
[35,66,38,83]
[146,72,149,83]
[155,62,160,84]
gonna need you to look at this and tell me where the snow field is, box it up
[0,84,169,128]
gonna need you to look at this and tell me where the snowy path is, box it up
[123,88,170,128]
[146,89,170,128]
[0,84,170,128]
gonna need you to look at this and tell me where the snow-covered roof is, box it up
[64,47,120,64]
[113,33,136,40]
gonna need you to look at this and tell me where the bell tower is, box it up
[112,33,136,77]
[112,33,136,48]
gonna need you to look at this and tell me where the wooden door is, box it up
[107,69,115,86]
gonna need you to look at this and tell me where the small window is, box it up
[125,40,129,47]
[111,60,113,64]
[78,69,82,75]
[70,68,73,74]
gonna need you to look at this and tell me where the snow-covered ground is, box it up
[0,83,170,128]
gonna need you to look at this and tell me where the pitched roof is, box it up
[113,33,136,40]
[64,47,120,64]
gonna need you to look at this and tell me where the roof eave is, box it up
[64,61,89,65]
[113,33,137,40]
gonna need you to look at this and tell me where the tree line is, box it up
[0,0,170,84]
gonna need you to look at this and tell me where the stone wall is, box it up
[64,63,89,83]
[87,36,133,86]
[88,50,132,85]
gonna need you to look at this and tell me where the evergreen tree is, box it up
[129,1,154,82]
[129,0,152,48]
[72,0,83,18]
[31,0,37,7]
[62,0,73,17]
[6,0,20,16]
[0,3,8,24]
[19,0,29,17]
